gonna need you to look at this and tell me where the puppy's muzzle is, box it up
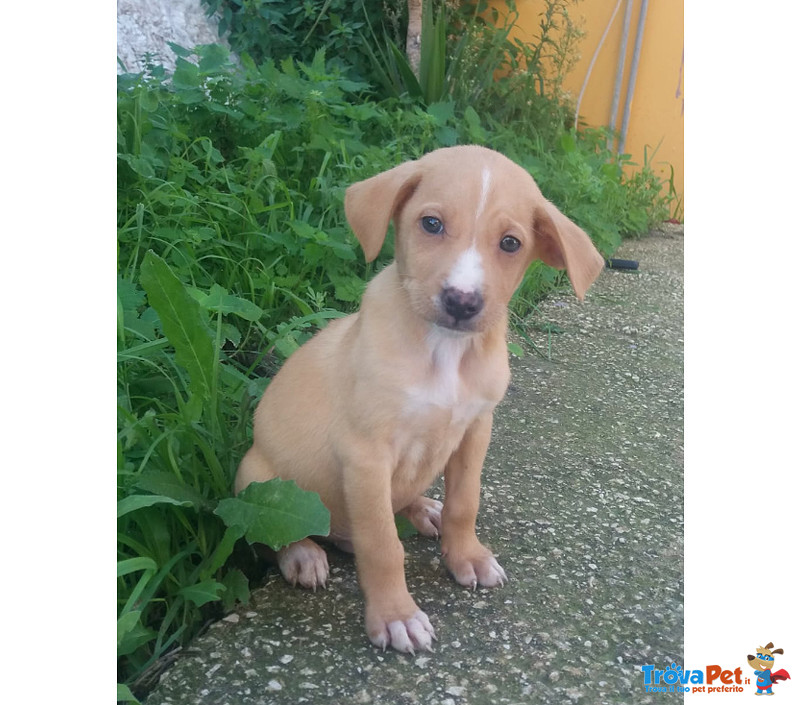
[440,286,484,327]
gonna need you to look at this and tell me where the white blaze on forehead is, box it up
[445,245,483,293]
[475,166,492,220]
[440,163,490,296]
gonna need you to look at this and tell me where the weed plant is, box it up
[118,5,671,697]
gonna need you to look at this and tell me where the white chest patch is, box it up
[403,329,489,425]
[404,330,467,414]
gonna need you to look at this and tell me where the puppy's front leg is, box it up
[441,413,508,589]
[343,452,436,653]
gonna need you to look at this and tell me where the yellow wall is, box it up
[491,0,684,212]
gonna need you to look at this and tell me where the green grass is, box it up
[117,27,671,697]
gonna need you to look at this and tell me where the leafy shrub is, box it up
[203,0,388,84]
[117,48,375,693]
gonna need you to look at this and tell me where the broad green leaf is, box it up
[167,42,193,58]
[221,569,251,611]
[330,274,365,303]
[273,334,300,359]
[507,342,525,358]
[395,514,418,539]
[117,494,193,519]
[323,239,357,261]
[288,219,320,241]
[117,683,140,704]
[434,125,458,147]
[172,57,200,88]
[464,106,487,142]
[265,229,300,253]
[218,358,253,391]
[181,390,205,424]
[198,44,230,73]
[560,132,577,154]
[215,478,330,550]
[120,154,156,179]
[199,284,264,322]
[139,251,216,400]
[221,322,242,347]
[179,579,226,607]
[151,226,185,242]
[187,226,216,242]
[117,612,156,656]
[117,611,142,646]
[117,276,145,312]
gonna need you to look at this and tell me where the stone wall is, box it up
[117,0,229,74]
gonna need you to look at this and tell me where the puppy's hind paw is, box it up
[368,610,436,655]
[399,497,443,538]
[277,538,329,591]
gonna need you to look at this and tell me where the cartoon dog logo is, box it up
[747,643,791,695]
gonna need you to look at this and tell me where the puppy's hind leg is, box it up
[235,448,330,590]
[398,496,443,538]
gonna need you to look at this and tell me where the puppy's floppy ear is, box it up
[344,161,422,262]
[532,201,605,301]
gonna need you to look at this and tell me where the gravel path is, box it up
[147,228,684,705]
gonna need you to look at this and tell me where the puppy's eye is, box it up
[499,235,521,253]
[421,216,444,235]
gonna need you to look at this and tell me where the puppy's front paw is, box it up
[444,544,508,589]
[277,538,329,590]
[367,608,436,654]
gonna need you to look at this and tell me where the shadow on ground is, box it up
[148,228,684,705]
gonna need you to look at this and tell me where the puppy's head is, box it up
[345,146,604,333]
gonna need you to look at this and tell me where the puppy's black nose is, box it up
[442,287,484,321]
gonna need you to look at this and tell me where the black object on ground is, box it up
[606,258,639,270]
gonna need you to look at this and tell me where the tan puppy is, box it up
[236,145,604,654]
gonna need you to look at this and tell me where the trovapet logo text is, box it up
[641,663,747,694]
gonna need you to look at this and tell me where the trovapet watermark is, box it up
[641,663,746,694]
[641,642,791,696]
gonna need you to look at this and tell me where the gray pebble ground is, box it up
[148,227,683,705]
